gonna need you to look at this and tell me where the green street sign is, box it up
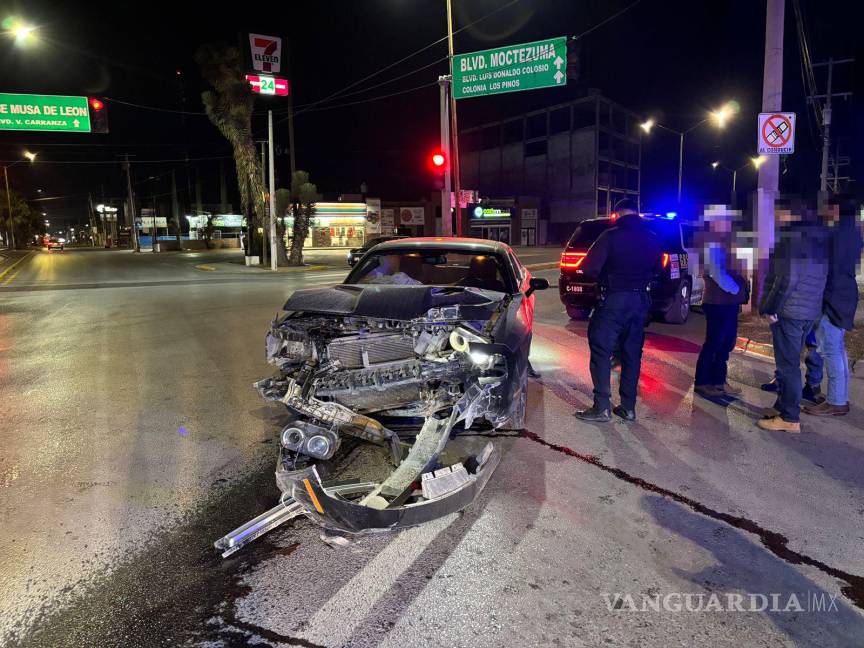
[0,93,92,132]
[453,36,567,100]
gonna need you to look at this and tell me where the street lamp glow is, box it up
[4,17,37,46]
[710,101,738,129]
[711,161,720,169]
[640,118,655,134]
[752,155,766,168]
[23,150,36,162]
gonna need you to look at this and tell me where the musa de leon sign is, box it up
[453,36,567,100]
[0,93,91,132]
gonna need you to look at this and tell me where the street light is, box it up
[3,17,37,46]
[640,101,737,204]
[752,155,766,169]
[711,157,762,204]
[23,150,36,162]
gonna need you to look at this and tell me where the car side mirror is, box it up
[525,277,549,297]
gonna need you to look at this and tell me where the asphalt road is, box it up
[1,248,863,648]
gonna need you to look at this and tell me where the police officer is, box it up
[575,199,663,422]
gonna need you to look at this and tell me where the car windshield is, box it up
[346,249,511,293]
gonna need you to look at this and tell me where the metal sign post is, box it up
[438,76,453,237]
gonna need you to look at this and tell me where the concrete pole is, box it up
[268,110,278,271]
[818,58,833,194]
[259,140,268,267]
[755,0,785,299]
[439,76,453,236]
[3,166,15,249]
[677,132,684,204]
[124,155,140,253]
[446,0,462,236]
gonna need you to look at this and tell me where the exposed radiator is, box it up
[326,332,415,368]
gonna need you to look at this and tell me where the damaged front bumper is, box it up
[215,285,525,554]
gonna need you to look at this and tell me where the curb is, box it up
[525,261,560,271]
[734,337,774,361]
[0,251,34,282]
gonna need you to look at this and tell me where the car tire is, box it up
[566,305,592,320]
[663,280,691,324]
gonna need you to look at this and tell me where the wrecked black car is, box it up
[216,238,548,554]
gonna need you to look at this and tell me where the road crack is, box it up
[521,429,864,610]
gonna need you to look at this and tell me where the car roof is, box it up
[370,236,513,255]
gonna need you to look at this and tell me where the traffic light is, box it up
[88,97,109,133]
[428,149,447,190]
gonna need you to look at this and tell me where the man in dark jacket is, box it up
[758,206,830,432]
[575,200,663,422]
[804,203,863,416]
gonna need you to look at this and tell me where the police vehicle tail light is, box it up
[560,252,586,270]
[662,253,670,268]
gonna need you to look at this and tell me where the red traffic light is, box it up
[88,98,104,111]
[431,152,446,167]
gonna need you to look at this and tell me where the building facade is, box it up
[460,93,642,243]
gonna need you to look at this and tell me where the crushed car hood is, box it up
[282,284,507,320]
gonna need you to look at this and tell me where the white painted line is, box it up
[299,515,457,646]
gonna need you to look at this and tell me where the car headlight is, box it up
[305,435,331,459]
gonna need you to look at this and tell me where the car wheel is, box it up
[566,305,592,320]
[663,281,691,324]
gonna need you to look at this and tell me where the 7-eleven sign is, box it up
[249,33,282,73]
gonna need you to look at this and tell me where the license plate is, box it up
[566,285,584,293]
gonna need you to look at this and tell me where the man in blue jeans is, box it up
[758,206,830,433]
[803,202,863,416]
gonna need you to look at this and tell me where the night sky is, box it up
[0,0,860,227]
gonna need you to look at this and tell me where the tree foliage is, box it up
[195,43,266,254]
[1,188,40,247]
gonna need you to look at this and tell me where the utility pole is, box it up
[285,43,297,177]
[123,154,140,253]
[172,171,181,250]
[446,0,462,236]
[268,110,278,271]
[809,57,853,196]
[151,196,158,253]
[3,167,15,249]
[439,75,453,236]
[755,0,785,301]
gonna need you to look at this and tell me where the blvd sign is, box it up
[0,93,91,132]
[453,37,567,100]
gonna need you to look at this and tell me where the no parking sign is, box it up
[757,112,796,154]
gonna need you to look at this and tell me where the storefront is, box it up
[520,208,538,246]
[287,202,368,248]
[468,204,513,244]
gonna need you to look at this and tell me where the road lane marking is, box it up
[0,251,34,284]
[299,515,457,646]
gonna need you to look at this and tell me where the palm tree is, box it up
[287,170,318,266]
[195,43,266,257]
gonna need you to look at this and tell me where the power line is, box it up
[571,0,643,42]
[0,154,232,165]
[294,81,439,117]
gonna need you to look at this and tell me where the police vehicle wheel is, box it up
[663,281,691,324]
[566,305,591,320]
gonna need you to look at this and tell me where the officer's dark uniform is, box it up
[576,210,663,421]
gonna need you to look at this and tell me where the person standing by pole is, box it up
[757,203,829,433]
[575,200,663,422]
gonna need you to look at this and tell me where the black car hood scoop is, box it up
[282,284,506,320]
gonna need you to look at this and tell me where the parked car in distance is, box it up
[558,213,694,323]
[346,235,408,266]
